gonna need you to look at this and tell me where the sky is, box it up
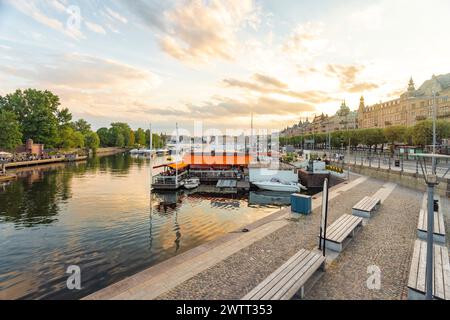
[1,0,450,133]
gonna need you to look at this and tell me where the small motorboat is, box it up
[253,178,307,193]
[183,178,200,190]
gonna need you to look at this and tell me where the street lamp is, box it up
[416,153,450,299]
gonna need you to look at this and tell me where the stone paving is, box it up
[306,186,421,300]
[157,176,411,300]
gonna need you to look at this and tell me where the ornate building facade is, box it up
[282,101,358,137]
[358,74,450,129]
[281,73,450,137]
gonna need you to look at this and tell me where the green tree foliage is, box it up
[0,89,62,147]
[57,126,85,150]
[72,119,92,135]
[96,127,111,147]
[412,120,450,146]
[135,128,146,146]
[84,131,100,151]
[384,125,407,145]
[110,123,133,146]
[115,133,125,147]
[0,109,23,151]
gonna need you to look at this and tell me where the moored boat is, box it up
[252,178,307,192]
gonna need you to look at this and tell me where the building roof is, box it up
[415,73,450,96]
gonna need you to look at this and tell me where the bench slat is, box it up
[408,240,421,289]
[408,240,450,300]
[263,252,320,300]
[243,250,325,300]
[418,209,446,236]
[326,214,362,243]
[272,253,324,300]
[326,214,354,240]
[243,249,309,300]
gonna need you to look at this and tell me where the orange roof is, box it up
[183,154,252,166]
[167,162,189,170]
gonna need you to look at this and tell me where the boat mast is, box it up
[149,123,153,191]
[176,122,179,187]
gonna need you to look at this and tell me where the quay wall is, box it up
[334,162,449,197]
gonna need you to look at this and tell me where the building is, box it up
[281,101,358,136]
[15,139,45,157]
[358,74,450,129]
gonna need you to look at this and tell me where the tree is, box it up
[129,129,135,146]
[115,133,125,147]
[412,120,450,146]
[135,128,146,146]
[384,125,406,145]
[0,89,63,147]
[0,109,22,151]
[110,122,132,146]
[96,127,111,147]
[73,119,91,135]
[72,131,85,149]
[84,131,100,151]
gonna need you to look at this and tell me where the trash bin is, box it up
[291,194,312,215]
[394,160,400,167]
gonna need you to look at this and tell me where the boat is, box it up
[183,177,200,189]
[252,178,307,192]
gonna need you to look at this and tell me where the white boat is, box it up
[253,178,307,192]
[183,178,200,189]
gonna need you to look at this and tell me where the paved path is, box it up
[306,186,422,300]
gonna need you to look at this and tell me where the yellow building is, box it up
[358,74,450,129]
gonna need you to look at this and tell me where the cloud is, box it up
[325,63,380,93]
[6,0,84,40]
[282,22,328,60]
[84,21,107,34]
[122,0,260,63]
[223,73,336,104]
[252,73,287,89]
[105,7,128,24]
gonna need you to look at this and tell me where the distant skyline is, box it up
[1,0,450,132]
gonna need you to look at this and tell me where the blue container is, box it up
[291,194,312,215]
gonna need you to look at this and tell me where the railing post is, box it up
[416,158,419,175]
[401,155,404,173]
[378,155,381,169]
[388,157,391,171]
[369,155,372,168]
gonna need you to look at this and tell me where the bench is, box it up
[408,240,450,300]
[242,249,325,300]
[320,214,363,252]
[352,196,381,218]
[417,209,446,244]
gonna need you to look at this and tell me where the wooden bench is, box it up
[408,240,450,300]
[352,196,381,218]
[417,208,446,244]
[320,214,363,252]
[242,249,325,300]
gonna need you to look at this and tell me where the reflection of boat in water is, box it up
[248,191,292,206]
[252,178,307,192]
[183,178,200,190]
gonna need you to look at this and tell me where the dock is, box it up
[5,156,88,169]
[0,174,17,183]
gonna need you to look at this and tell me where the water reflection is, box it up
[0,153,285,299]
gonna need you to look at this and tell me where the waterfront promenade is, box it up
[85,172,444,300]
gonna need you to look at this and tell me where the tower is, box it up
[407,77,416,97]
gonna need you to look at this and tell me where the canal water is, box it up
[0,153,292,300]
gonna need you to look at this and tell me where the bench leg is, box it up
[299,286,305,299]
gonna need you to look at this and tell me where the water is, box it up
[0,153,286,300]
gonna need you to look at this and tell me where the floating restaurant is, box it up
[151,152,253,191]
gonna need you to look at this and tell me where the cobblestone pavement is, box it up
[158,177,400,300]
[306,186,422,300]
